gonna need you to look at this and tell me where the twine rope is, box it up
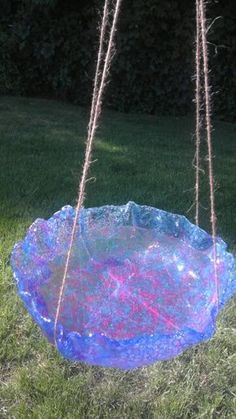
[54,0,123,343]
[88,0,110,141]
[195,0,218,305]
[194,0,202,226]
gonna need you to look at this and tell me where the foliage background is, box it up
[0,0,235,120]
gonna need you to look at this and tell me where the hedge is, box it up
[0,0,235,120]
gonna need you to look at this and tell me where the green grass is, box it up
[0,96,235,418]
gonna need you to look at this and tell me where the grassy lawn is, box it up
[0,96,235,418]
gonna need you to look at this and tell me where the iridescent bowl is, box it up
[11,202,236,369]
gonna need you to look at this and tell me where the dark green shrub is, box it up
[0,0,235,120]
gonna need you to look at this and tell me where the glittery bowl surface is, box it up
[11,202,236,369]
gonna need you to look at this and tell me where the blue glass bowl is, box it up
[11,202,236,369]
